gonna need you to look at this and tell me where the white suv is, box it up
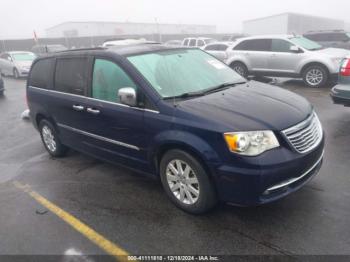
[226,35,350,87]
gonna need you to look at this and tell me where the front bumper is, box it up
[331,84,350,107]
[213,136,325,206]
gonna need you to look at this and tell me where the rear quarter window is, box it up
[28,59,55,89]
[54,57,89,96]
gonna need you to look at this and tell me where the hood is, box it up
[176,81,312,132]
[315,47,350,58]
[14,60,33,69]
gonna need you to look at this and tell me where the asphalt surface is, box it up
[0,77,350,259]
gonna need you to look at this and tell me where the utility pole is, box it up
[154,18,162,43]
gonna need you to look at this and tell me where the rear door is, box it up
[49,56,93,150]
[80,57,150,170]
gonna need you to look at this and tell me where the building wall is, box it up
[46,22,216,38]
[288,14,344,34]
[243,13,345,35]
[243,14,289,35]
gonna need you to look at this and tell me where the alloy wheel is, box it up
[166,159,200,205]
[42,125,57,152]
[305,69,324,87]
[233,65,245,77]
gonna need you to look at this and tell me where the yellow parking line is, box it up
[13,181,132,262]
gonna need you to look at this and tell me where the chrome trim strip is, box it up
[266,151,324,192]
[29,86,160,114]
[57,123,140,151]
[281,112,323,154]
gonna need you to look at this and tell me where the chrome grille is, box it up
[282,112,323,154]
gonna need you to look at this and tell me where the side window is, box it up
[189,39,196,46]
[217,44,228,51]
[204,44,217,51]
[28,59,54,89]
[54,57,88,95]
[92,59,137,104]
[183,39,189,46]
[197,40,205,47]
[271,39,293,52]
[234,39,271,51]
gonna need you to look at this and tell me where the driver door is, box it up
[82,57,148,170]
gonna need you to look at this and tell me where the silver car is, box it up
[203,42,235,62]
[226,35,350,87]
[0,51,36,78]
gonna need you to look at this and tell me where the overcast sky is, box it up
[0,0,349,39]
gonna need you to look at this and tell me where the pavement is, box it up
[0,77,350,260]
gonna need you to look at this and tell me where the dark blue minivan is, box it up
[27,44,325,214]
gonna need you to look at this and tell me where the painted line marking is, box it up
[13,181,133,262]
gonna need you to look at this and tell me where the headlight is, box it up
[224,131,280,156]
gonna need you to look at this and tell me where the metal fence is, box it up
[0,33,232,52]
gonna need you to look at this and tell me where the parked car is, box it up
[164,40,183,46]
[203,42,235,62]
[32,44,68,56]
[304,30,350,50]
[0,73,4,96]
[0,51,36,78]
[182,37,216,48]
[330,57,350,106]
[27,45,324,214]
[226,35,349,88]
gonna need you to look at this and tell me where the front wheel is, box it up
[302,65,328,88]
[160,150,217,214]
[39,120,68,157]
[13,68,20,79]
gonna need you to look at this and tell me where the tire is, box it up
[0,90,3,97]
[230,61,248,78]
[39,119,68,157]
[160,149,217,214]
[13,68,20,79]
[302,65,328,88]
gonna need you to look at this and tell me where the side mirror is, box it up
[290,46,302,53]
[118,87,137,107]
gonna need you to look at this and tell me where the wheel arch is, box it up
[150,131,221,180]
[300,62,330,76]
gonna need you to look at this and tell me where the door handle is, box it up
[72,105,84,111]
[87,108,100,115]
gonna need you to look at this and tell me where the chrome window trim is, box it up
[265,150,324,193]
[28,86,160,114]
[281,112,323,154]
[57,123,140,151]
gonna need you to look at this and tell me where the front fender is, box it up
[148,130,221,172]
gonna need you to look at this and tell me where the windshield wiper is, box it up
[202,81,246,95]
[163,91,205,100]
[163,81,246,100]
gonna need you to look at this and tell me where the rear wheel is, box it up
[39,119,68,157]
[160,149,217,214]
[302,65,328,88]
[230,61,248,78]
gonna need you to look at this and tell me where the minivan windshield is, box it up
[127,49,245,99]
[12,53,36,61]
[289,36,323,51]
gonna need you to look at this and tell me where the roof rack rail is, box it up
[58,47,106,53]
